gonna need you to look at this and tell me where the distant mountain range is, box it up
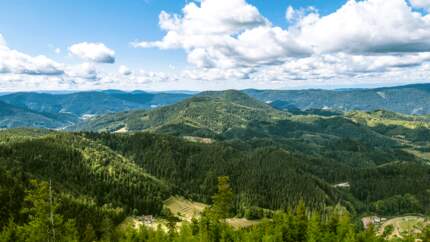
[1,83,430,129]
[0,100,77,129]
[0,90,190,129]
[245,83,430,115]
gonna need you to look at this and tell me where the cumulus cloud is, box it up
[119,65,132,76]
[182,67,253,81]
[3,0,430,91]
[294,0,430,54]
[133,0,310,69]
[134,0,430,85]
[0,35,64,75]
[65,63,99,80]
[69,42,115,63]
[0,33,180,91]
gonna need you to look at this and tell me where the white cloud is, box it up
[182,67,253,81]
[3,0,430,91]
[119,65,132,76]
[54,48,61,54]
[69,42,115,63]
[294,0,430,54]
[133,0,310,69]
[285,6,318,24]
[65,63,98,80]
[133,0,430,85]
[0,35,64,75]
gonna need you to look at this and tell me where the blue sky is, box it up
[0,0,429,91]
[0,0,344,70]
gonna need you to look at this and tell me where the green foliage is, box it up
[211,176,234,219]
[0,131,169,240]
[108,201,391,242]
[0,100,72,129]
[1,90,430,241]
[16,179,79,242]
[76,90,288,133]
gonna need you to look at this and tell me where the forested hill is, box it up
[2,89,430,240]
[0,129,169,237]
[72,90,419,151]
[70,90,430,217]
[0,100,77,129]
[1,127,430,240]
[72,90,289,134]
[244,83,430,115]
[0,90,190,129]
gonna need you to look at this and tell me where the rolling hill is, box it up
[0,100,77,129]
[0,90,191,129]
[245,83,430,115]
[74,90,402,155]
[73,90,289,135]
[0,129,170,234]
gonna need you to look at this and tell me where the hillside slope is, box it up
[0,101,76,129]
[0,91,190,129]
[245,83,430,115]
[0,129,169,217]
[74,90,288,135]
[0,91,190,116]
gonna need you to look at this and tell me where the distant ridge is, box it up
[244,83,430,115]
[0,90,191,129]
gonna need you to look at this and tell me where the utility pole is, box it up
[49,179,56,242]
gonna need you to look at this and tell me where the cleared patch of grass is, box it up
[226,218,262,229]
[164,196,208,221]
[117,217,169,233]
[182,136,214,144]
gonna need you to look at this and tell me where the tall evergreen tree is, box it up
[17,179,78,242]
[211,176,234,219]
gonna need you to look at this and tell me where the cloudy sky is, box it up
[1,0,430,91]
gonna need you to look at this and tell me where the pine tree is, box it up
[306,213,320,242]
[211,176,234,219]
[17,179,78,242]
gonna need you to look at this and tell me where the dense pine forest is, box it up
[1,91,430,241]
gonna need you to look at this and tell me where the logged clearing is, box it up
[118,216,169,232]
[114,126,128,133]
[404,148,430,162]
[164,196,262,229]
[226,218,262,229]
[183,136,214,144]
[164,196,208,221]
[120,196,264,232]
[378,216,429,240]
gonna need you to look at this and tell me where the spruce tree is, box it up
[211,176,234,219]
